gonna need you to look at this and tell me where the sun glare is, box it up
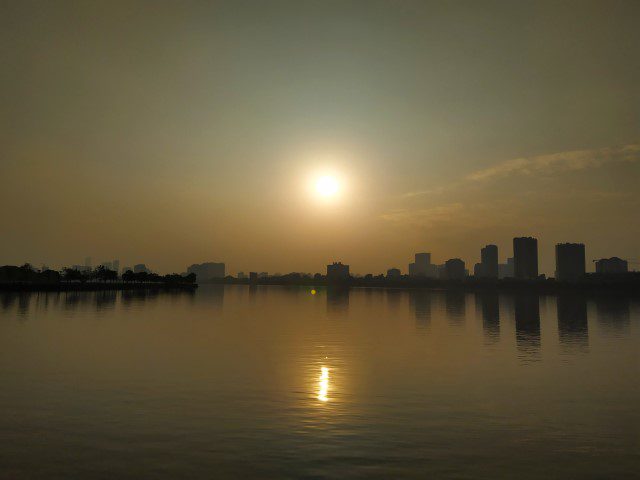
[315,175,339,198]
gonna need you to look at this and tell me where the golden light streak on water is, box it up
[317,366,329,402]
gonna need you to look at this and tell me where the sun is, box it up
[315,175,339,197]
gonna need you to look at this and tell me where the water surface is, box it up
[1,286,638,478]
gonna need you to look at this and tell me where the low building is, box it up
[498,257,514,279]
[595,257,628,274]
[386,268,401,278]
[327,262,350,282]
[187,262,225,280]
[133,264,150,274]
[443,258,465,280]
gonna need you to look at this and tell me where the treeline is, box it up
[0,264,196,286]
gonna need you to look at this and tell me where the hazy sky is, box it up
[1,0,639,275]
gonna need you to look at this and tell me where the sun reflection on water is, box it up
[317,366,329,402]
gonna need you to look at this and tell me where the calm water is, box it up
[1,285,639,479]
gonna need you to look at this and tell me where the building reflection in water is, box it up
[595,295,631,333]
[95,290,117,312]
[317,366,329,402]
[514,293,541,357]
[1,293,16,313]
[556,294,588,349]
[196,285,224,311]
[409,290,431,330]
[385,289,402,311]
[476,292,500,342]
[17,293,31,317]
[445,291,466,325]
[326,288,349,317]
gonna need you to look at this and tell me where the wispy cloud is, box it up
[466,144,640,182]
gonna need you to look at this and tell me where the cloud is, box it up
[381,203,466,224]
[466,144,640,182]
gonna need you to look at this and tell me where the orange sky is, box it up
[1,1,639,275]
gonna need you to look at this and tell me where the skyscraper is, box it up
[408,252,437,278]
[409,253,429,276]
[513,237,538,280]
[555,243,586,281]
[480,244,498,279]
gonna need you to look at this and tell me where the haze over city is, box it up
[2,1,639,275]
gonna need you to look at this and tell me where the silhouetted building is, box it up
[473,263,483,277]
[133,264,150,274]
[187,262,225,280]
[555,243,586,281]
[237,272,247,279]
[595,257,628,274]
[443,258,465,280]
[327,262,349,282]
[249,272,258,283]
[386,267,401,278]
[479,244,499,279]
[498,257,514,279]
[258,272,268,279]
[112,260,120,274]
[408,252,437,278]
[513,237,538,279]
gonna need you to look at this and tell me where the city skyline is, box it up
[31,233,633,279]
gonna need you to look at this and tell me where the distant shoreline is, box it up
[0,282,198,292]
[203,274,640,295]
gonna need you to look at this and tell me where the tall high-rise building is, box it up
[408,252,437,278]
[415,253,430,266]
[555,243,586,281]
[480,244,499,279]
[513,237,538,279]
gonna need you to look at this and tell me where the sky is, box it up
[1,0,639,275]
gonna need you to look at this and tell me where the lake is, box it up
[1,285,638,479]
